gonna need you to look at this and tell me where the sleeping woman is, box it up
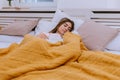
[36,17,74,43]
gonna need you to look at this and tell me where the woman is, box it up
[37,18,74,43]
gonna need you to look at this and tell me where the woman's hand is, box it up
[36,33,48,39]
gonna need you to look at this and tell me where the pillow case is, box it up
[35,9,84,35]
[0,20,38,36]
[77,20,118,51]
[52,9,84,31]
[106,32,120,51]
[35,19,53,35]
[35,19,80,35]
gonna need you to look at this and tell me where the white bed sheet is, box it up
[0,35,23,43]
[104,49,120,55]
[0,35,23,48]
[0,31,35,48]
[0,42,12,48]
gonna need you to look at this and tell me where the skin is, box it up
[56,22,72,36]
[37,22,72,39]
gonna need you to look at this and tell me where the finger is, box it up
[37,33,48,39]
[42,34,48,39]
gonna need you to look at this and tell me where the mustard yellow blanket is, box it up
[0,32,120,80]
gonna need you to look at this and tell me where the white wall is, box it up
[116,0,120,8]
[0,0,120,9]
[57,0,120,9]
[0,0,23,8]
[0,0,57,8]
[107,0,119,8]
[0,0,8,8]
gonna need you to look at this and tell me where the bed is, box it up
[0,9,120,80]
[0,9,120,54]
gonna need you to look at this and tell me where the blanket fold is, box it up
[0,32,120,80]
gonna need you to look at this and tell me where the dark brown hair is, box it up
[49,17,74,33]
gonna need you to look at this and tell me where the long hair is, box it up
[49,18,74,33]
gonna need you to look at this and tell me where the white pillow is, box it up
[34,9,84,35]
[35,19,79,35]
[52,9,84,31]
[35,19,53,35]
[106,32,120,51]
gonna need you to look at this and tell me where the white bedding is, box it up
[0,29,120,54]
[104,49,120,55]
[0,37,23,48]
[0,18,120,55]
[0,42,12,48]
[0,31,35,48]
[0,35,23,43]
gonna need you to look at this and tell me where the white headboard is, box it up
[90,9,120,30]
[0,8,55,26]
[62,9,120,30]
[1,8,120,30]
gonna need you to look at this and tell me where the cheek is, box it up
[57,27,62,32]
[58,27,64,33]
[58,26,63,30]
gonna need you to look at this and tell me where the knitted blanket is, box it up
[0,32,120,80]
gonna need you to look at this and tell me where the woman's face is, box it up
[57,22,72,36]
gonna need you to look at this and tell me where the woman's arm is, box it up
[36,33,48,39]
